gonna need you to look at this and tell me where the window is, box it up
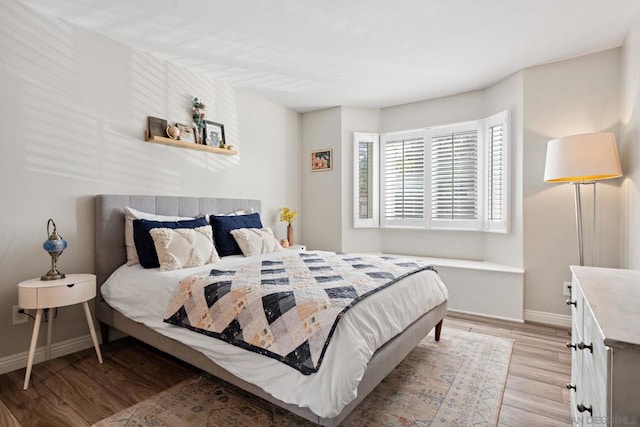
[353,110,509,232]
[380,129,426,227]
[430,122,481,229]
[353,133,379,228]
[485,111,509,231]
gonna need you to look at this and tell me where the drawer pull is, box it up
[577,342,593,353]
[566,342,577,351]
[566,383,577,391]
[577,403,593,416]
[67,283,75,288]
[566,299,577,307]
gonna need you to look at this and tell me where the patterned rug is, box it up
[94,328,512,426]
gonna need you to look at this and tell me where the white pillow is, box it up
[124,206,193,265]
[224,207,254,216]
[149,226,220,271]
[230,227,284,257]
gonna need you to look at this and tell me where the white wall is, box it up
[340,107,383,253]
[0,0,301,359]
[522,49,621,316]
[482,72,524,267]
[300,107,342,251]
[620,17,640,269]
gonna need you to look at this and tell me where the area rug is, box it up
[94,328,513,426]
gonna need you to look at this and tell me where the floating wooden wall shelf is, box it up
[144,130,238,156]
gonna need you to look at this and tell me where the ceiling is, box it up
[18,0,640,112]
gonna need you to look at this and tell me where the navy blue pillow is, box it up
[210,213,263,257]
[133,217,209,268]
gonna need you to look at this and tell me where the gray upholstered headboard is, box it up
[95,195,261,287]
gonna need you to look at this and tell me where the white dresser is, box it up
[568,266,640,426]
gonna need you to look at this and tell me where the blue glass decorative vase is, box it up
[41,218,67,281]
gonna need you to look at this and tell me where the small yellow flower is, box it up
[279,207,298,224]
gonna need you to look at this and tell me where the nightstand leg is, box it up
[24,309,43,390]
[82,302,103,364]
[46,309,53,360]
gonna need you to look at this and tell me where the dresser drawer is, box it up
[579,371,606,424]
[38,278,95,308]
[571,319,583,389]
[19,277,96,309]
[582,305,610,406]
[570,277,584,340]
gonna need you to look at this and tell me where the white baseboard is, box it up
[447,308,524,324]
[0,334,95,376]
[524,309,571,328]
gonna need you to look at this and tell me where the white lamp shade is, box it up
[544,132,622,182]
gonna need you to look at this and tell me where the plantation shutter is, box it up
[353,132,379,228]
[383,136,425,221]
[487,122,504,222]
[358,142,372,218]
[431,128,478,221]
[484,111,509,232]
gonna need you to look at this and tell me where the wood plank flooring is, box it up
[0,314,573,426]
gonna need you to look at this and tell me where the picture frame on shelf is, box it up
[311,149,333,171]
[176,123,195,143]
[204,120,225,148]
[148,116,168,139]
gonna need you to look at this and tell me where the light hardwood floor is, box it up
[0,314,573,426]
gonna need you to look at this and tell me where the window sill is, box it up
[378,225,508,234]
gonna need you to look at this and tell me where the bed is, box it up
[95,194,448,426]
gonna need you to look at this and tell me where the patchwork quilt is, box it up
[164,251,437,374]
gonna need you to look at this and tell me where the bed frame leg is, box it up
[435,319,443,341]
[100,322,110,345]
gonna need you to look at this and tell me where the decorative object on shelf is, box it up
[176,123,195,143]
[148,116,168,139]
[280,239,289,248]
[192,97,206,144]
[166,124,181,140]
[544,132,622,266]
[41,218,67,281]
[279,207,298,246]
[311,149,333,171]
[204,120,226,148]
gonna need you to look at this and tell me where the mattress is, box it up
[100,250,448,418]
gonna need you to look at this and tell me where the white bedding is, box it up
[100,250,448,418]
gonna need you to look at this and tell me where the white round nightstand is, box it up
[287,244,306,251]
[18,274,103,390]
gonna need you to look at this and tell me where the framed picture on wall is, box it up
[204,120,225,148]
[311,149,332,171]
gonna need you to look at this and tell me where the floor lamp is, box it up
[544,132,622,266]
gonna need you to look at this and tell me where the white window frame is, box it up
[429,120,484,231]
[380,128,428,228]
[353,132,379,228]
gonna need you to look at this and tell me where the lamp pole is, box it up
[572,182,596,267]
[572,183,585,267]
